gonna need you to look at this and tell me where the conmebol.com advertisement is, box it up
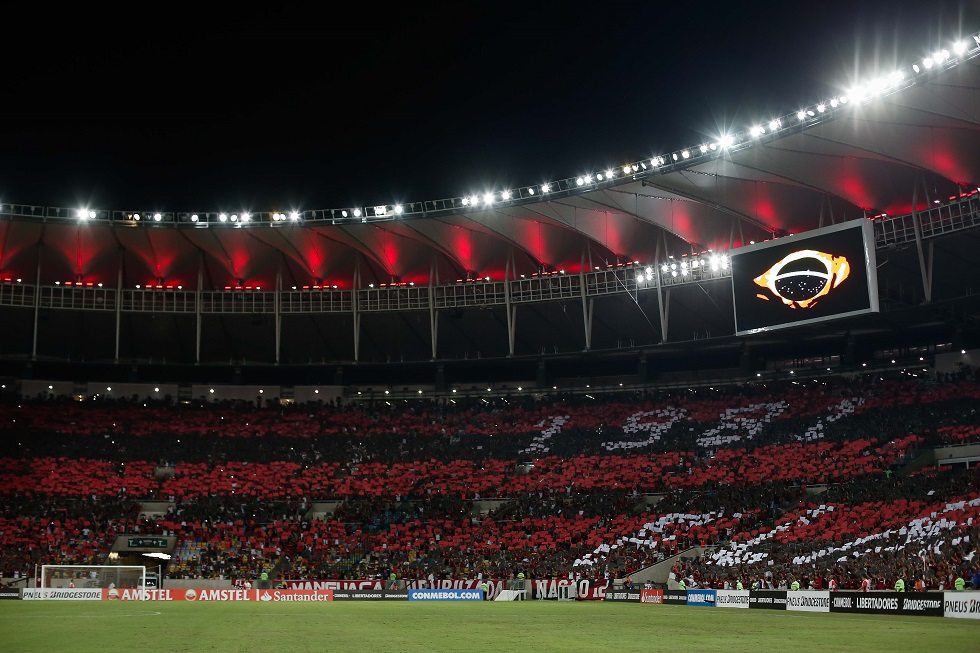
[408,589,483,601]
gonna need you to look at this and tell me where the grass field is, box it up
[1,600,978,653]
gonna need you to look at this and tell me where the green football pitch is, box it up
[1,600,977,653]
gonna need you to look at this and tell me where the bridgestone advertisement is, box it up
[943,592,980,619]
[748,590,787,610]
[786,590,830,612]
[23,588,103,601]
[830,592,943,616]
[715,589,750,608]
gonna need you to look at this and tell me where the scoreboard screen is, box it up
[731,220,878,335]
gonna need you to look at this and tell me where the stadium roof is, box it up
[1,30,979,377]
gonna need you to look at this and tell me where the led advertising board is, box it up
[731,220,878,335]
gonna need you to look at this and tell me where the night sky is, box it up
[0,0,975,213]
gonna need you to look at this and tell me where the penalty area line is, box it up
[0,611,162,619]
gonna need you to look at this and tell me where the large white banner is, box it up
[944,592,980,619]
[786,590,830,612]
[715,590,750,608]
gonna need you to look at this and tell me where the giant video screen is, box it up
[731,220,878,335]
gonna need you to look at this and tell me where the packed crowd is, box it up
[0,370,977,586]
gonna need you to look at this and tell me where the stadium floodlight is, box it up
[661,264,669,273]
[817,103,826,113]
[219,213,228,222]
[750,125,765,137]
[241,213,250,222]
[797,110,807,120]
[605,169,614,179]
[461,197,470,206]
[483,193,494,205]
[393,205,403,215]
[133,213,141,221]
[353,208,362,217]
[923,56,934,69]
[768,119,781,131]
[830,98,839,108]
[230,214,238,222]
[191,214,199,222]
[502,190,511,199]
[700,144,709,153]
[623,165,631,174]
[527,187,535,195]
[374,205,387,216]
[576,177,585,186]
[541,183,551,192]
[954,40,967,55]
[681,150,690,159]
[153,213,162,222]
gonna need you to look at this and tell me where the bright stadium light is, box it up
[153,213,162,222]
[954,40,967,55]
[218,213,228,222]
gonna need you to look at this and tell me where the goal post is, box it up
[40,565,147,594]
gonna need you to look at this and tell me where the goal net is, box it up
[40,565,147,593]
